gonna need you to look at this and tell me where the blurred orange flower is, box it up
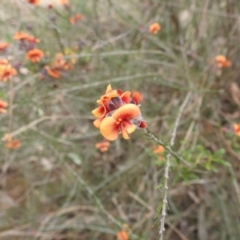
[0,100,8,113]
[13,31,29,41]
[44,66,60,78]
[26,49,44,62]
[153,145,165,154]
[3,133,21,149]
[100,104,141,141]
[13,31,40,43]
[53,53,72,70]
[43,53,74,79]
[233,123,240,136]
[0,42,9,51]
[95,140,110,152]
[70,14,82,24]
[59,0,69,5]
[0,60,17,82]
[5,139,21,149]
[215,55,231,68]
[149,23,161,34]
[153,145,165,160]
[27,0,40,4]
[117,230,128,240]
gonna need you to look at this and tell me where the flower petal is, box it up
[103,89,122,100]
[111,104,140,120]
[93,118,104,128]
[132,92,142,105]
[121,120,136,139]
[92,105,105,118]
[100,117,119,141]
[121,91,131,104]
[106,84,112,93]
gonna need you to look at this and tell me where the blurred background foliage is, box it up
[0,0,240,239]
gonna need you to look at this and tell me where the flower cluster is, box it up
[92,84,147,141]
[215,55,231,68]
[43,52,75,79]
[0,59,17,82]
[13,31,44,63]
[69,13,82,24]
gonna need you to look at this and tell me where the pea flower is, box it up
[233,123,240,136]
[0,59,17,82]
[117,230,128,240]
[149,23,161,34]
[92,85,147,141]
[43,53,74,79]
[26,48,44,62]
[13,31,40,44]
[95,140,110,152]
[27,0,40,5]
[0,42,9,52]
[0,100,8,113]
[3,134,21,149]
[215,55,231,68]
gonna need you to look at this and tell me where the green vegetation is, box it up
[0,0,240,239]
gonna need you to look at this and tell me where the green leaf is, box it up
[67,153,82,166]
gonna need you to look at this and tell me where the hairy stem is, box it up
[145,92,191,239]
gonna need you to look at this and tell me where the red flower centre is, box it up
[116,118,123,125]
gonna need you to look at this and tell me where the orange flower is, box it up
[44,66,60,78]
[5,139,21,149]
[43,53,73,78]
[117,230,128,240]
[59,0,69,5]
[153,145,165,154]
[95,140,110,152]
[92,85,147,137]
[13,31,29,41]
[233,123,240,136]
[0,100,8,113]
[100,104,142,141]
[0,59,9,65]
[3,133,21,149]
[0,42,9,51]
[92,84,123,119]
[70,14,82,24]
[13,31,40,43]
[149,23,161,34]
[27,0,40,4]
[215,55,231,68]
[0,60,17,82]
[26,49,44,62]
[53,53,72,70]
[153,145,165,160]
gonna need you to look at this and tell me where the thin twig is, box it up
[1,115,91,141]
[144,129,191,167]
[146,92,191,239]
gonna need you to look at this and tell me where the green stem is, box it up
[144,128,192,168]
